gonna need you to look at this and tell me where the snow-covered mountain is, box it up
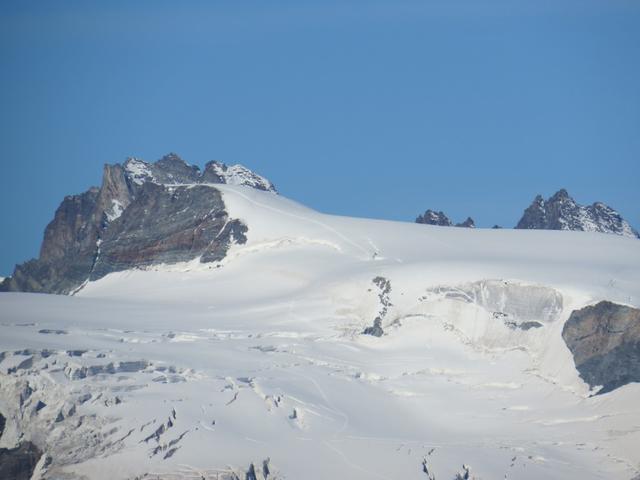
[122,153,276,192]
[415,190,637,237]
[516,189,639,238]
[202,160,276,192]
[0,154,274,295]
[1,166,640,480]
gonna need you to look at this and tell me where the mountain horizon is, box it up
[1,154,639,479]
[2,3,639,478]
[2,154,637,292]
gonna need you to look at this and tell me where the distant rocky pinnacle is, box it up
[0,153,275,294]
[516,189,638,238]
[415,189,636,238]
[416,210,475,228]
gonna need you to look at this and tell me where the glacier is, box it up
[1,184,639,479]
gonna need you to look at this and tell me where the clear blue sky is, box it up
[1,0,639,275]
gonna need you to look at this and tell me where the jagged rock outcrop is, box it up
[562,301,640,394]
[7,187,103,293]
[203,161,276,192]
[416,210,475,228]
[0,153,272,294]
[456,217,475,228]
[363,276,392,337]
[121,155,276,192]
[414,189,636,236]
[416,210,452,226]
[516,189,639,238]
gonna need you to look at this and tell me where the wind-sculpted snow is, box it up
[424,280,563,325]
[0,185,639,479]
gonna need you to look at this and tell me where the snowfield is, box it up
[1,185,639,479]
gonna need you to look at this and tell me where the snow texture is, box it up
[1,185,639,480]
[105,199,124,222]
[123,158,154,186]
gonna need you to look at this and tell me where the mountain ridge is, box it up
[0,153,274,294]
[3,160,638,295]
[122,153,276,192]
[0,169,639,480]
[416,189,637,238]
[515,188,638,238]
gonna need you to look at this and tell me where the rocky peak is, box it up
[0,152,275,294]
[123,155,199,186]
[202,161,225,184]
[549,188,571,202]
[415,210,475,228]
[203,160,277,192]
[121,154,277,192]
[123,157,155,186]
[416,210,452,227]
[157,152,186,165]
[152,153,201,184]
[516,189,638,238]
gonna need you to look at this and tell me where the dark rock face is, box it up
[562,301,640,394]
[415,210,475,228]
[150,153,201,183]
[92,184,246,277]
[516,189,639,238]
[0,441,43,480]
[363,318,384,337]
[39,188,101,263]
[201,161,225,184]
[0,153,267,294]
[4,188,103,293]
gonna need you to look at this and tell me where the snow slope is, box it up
[1,185,639,480]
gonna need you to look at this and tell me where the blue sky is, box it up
[1,0,639,275]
